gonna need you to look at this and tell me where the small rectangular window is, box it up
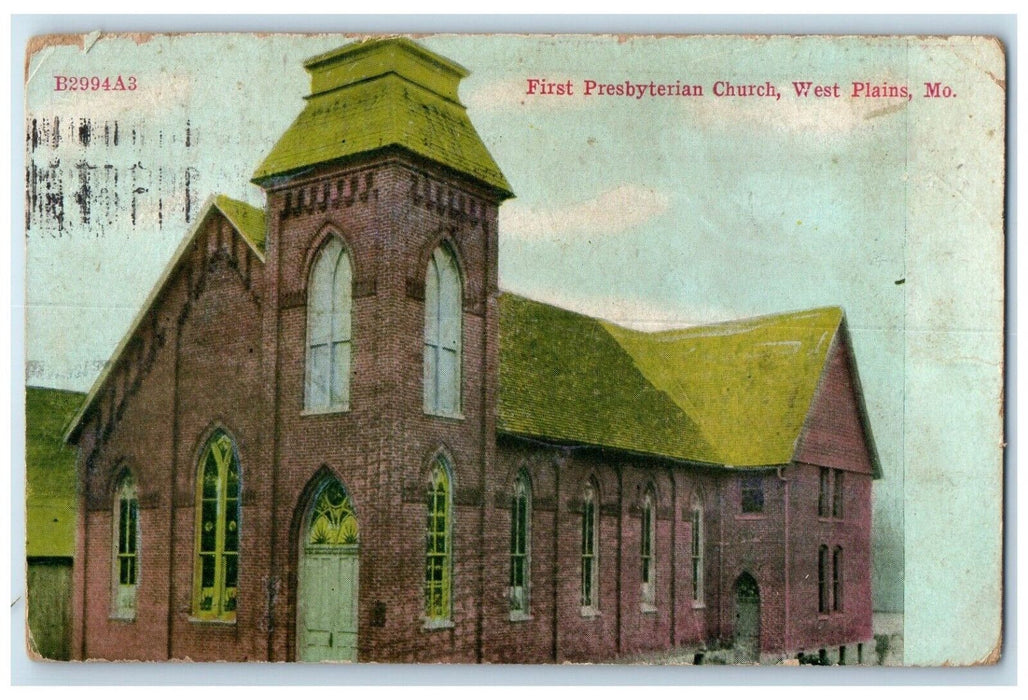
[741,475,764,514]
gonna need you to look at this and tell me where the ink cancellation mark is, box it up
[25,117,200,236]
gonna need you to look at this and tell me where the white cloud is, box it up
[501,184,670,240]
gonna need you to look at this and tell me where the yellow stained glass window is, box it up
[193,431,240,621]
[307,480,359,546]
[425,460,451,622]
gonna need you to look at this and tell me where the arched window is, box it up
[194,431,241,621]
[424,245,462,416]
[818,544,830,614]
[306,237,352,411]
[580,480,599,612]
[509,471,531,616]
[691,491,704,605]
[425,458,453,623]
[112,472,139,618]
[640,487,655,608]
[833,546,844,612]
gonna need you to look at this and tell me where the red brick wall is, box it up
[73,211,269,660]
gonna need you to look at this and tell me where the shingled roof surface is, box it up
[252,39,512,197]
[497,294,844,468]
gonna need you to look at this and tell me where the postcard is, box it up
[22,32,1004,666]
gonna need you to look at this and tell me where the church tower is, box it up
[251,38,513,661]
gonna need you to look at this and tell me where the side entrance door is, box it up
[734,572,761,663]
[297,479,360,662]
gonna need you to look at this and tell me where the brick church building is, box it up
[65,38,881,664]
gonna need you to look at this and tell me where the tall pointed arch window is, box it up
[640,487,656,609]
[424,245,462,416]
[818,544,830,614]
[425,458,453,624]
[833,546,844,612]
[306,237,352,411]
[509,471,532,616]
[194,431,241,621]
[112,472,139,619]
[580,480,599,613]
[691,491,705,605]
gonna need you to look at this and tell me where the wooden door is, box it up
[734,573,760,663]
[297,480,360,662]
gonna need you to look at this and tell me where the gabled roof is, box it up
[64,195,265,443]
[498,294,877,472]
[251,38,513,198]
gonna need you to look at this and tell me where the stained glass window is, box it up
[580,482,598,611]
[425,460,452,622]
[306,237,352,411]
[509,472,531,614]
[424,245,462,416]
[113,473,138,618]
[640,488,655,607]
[307,480,359,546]
[194,431,240,620]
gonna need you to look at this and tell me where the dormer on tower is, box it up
[251,37,513,199]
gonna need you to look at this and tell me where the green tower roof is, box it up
[252,37,513,198]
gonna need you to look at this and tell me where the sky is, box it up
[22,33,1005,664]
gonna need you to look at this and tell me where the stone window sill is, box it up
[301,405,350,417]
[691,601,706,610]
[424,410,465,422]
[640,603,658,614]
[422,618,455,631]
[109,613,136,622]
[188,616,237,626]
[580,607,602,619]
[509,611,534,623]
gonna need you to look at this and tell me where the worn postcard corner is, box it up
[23,32,1004,668]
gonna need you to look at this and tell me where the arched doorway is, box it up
[734,572,761,663]
[297,478,359,662]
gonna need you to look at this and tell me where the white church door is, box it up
[298,479,360,662]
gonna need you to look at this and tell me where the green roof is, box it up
[214,194,266,255]
[26,387,85,557]
[252,38,513,198]
[497,295,846,468]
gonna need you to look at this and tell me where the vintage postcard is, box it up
[22,32,1004,667]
